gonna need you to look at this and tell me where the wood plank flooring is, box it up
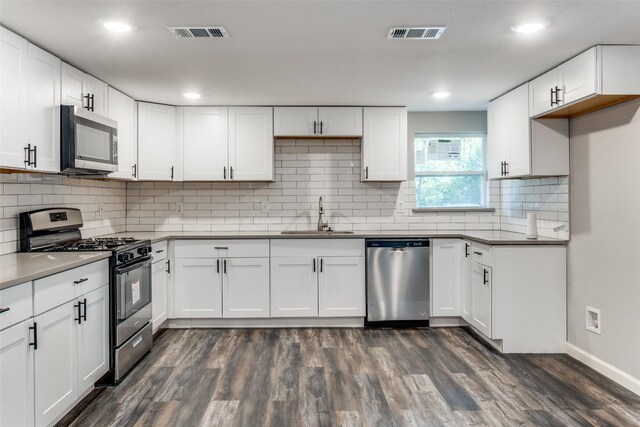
[62,328,640,427]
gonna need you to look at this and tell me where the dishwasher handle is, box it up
[390,247,408,253]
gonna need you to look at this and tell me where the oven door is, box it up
[115,257,152,323]
[61,105,118,173]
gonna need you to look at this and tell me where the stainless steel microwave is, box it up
[60,105,118,175]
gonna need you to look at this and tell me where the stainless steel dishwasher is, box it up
[366,239,430,325]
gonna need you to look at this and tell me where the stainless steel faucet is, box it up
[317,196,330,232]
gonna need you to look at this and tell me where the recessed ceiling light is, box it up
[433,91,450,99]
[183,92,201,100]
[511,21,548,34]
[103,21,134,33]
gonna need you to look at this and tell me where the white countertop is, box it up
[0,251,111,290]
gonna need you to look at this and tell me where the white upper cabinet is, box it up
[362,107,407,181]
[229,106,274,181]
[137,102,178,181]
[27,43,60,173]
[0,28,29,170]
[182,107,229,181]
[61,63,108,115]
[488,83,568,179]
[107,87,137,179]
[274,107,363,137]
[529,46,640,118]
[274,107,318,136]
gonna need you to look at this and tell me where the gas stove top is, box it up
[43,237,141,252]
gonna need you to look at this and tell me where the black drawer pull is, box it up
[214,247,229,250]
[74,278,89,285]
[0,307,10,314]
[155,249,164,254]
[473,251,482,256]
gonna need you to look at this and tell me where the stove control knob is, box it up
[117,253,127,263]
[137,246,148,256]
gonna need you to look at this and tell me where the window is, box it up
[414,133,486,208]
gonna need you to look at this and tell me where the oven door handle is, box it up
[115,256,153,274]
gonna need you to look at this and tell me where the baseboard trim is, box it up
[166,317,365,328]
[566,342,640,397]
[429,317,468,327]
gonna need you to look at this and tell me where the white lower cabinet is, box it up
[223,257,270,318]
[318,256,365,317]
[0,319,35,427]
[76,286,109,392]
[270,257,318,317]
[173,258,222,318]
[470,261,492,337]
[460,240,472,322]
[152,259,169,331]
[34,300,78,427]
[431,239,462,317]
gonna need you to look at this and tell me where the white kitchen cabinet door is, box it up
[137,102,177,180]
[222,257,270,318]
[0,28,29,169]
[461,240,472,322]
[228,106,274,181]
[506,84,531,177]
[173,257,222,318]
[470,262,492,338]
[0,319,34,427]
[431,239,462,317]
[35,301,78,427]
[529,68,559,117]
[487,94,510,179]
[318,256,364,317]
[558,47,597,106]
[86,76,108,116]
[273,107,318,136]
[61,62,85,108]
[107,87,137,179]
[76,286,109,393]
[362,107,407,181]
[270,257,318,317]
[27,43,61,173]
[151,260,168,331]
[182,107,228,181]
[318,107,362,136]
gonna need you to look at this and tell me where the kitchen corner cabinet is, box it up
[529,45,640,118]
[470,257,492,337]
[270,239,365,318]
[107,87,137,180]
[431,239,462,317]
[460,240,472,322]
[181,106,273,181]
[61,63,108,116]
[274,107,362,137]
[487,83,568,179]
[362,107,407,181]
[137,102,179,181]
[151,241,169,332]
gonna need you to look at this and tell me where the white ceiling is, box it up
[1,1,639,111]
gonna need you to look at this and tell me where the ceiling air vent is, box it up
[168,26,229,39]
[387,26,446,40]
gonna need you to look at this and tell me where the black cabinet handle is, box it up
[214,247,229,250]
[170,166,174,180]
[132,163,137,178]
[319,121,323,134]
[365,166,369,179]
[550,87,556,106]
[155,249,164,254]
[90,94,95,112]
[0,307,10,314]
[81,298,87,321]
[24,144,31,166]
[223,259,227,274]
[313,258,316,272]
[29,323,38,350]
[74,278,88,285]
[313,121,317,135]
[75,301,82,324]
[320,258,323,272]
[223,166,227,180]
[505,162,509,175]
[555,86,562,104]
[483,269,489,285]
[217,258,220,273]
[500,161,504,176]
[230,166,234,180]
[465,243,470,258]
[32,145,37,168]
[83,93,91,110]
[166,259,170,274]
[473,251,482,256]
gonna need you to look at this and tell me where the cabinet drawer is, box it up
[0,282,33,331]
[471,242,493,267]
[174,239,269,258]
[271,239,364,257]
[151,241,168,263]
[34,259,109,315]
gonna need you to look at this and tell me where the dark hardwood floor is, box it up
[63,328,640,427]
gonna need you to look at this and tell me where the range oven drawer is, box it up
[116,302,152,347]
[115,322,152,381]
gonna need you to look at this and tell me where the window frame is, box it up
[414,132,488,209]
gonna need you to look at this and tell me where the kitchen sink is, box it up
[280,230,355,235]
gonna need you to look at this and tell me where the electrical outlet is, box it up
[586,306,601,334]
[396,201,406,216]
[176,202,184,216]
[97,203,105,217]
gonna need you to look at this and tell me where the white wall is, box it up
[568,98,640,381]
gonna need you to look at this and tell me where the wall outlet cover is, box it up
[586,306,601,334]
[176,202,184,216]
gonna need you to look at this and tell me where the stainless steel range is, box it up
[20,207,153,383]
